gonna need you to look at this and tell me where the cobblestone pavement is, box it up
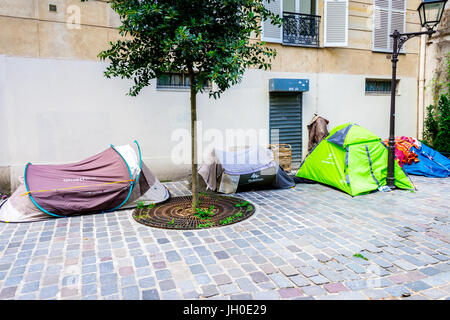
[0,176,449,300]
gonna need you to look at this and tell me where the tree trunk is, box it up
[188,68,198,210]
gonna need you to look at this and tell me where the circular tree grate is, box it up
[132,193,255,230]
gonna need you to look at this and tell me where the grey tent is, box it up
[198,145,295,194]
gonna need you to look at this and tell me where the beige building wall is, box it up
[0,0,422,74]
[0,0,426,193]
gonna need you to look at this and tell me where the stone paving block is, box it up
[309,275,329,285]
[404,270,427,282]
[345,279,369,291]
[297,266,319,278]
[326,260,346,271]
[372,258,393,269]
[257,280,277,290]
[422,275,448,287]
[155,269,172,281]
[230,293,253,300]
[421,288,446,299]
[301,285,327,296]
[162,290,181,300]
[289,275,311,287]
[201,285,219,298]
[405,281,432,292]
[142,289,160,300]
[400,255,427,267]
[39,286,59,299]
[279,265,298,277]
[138,277,156,289]
[384,285,411,298]
[249,271,270,284]
[194,274,212,285]
[320,269,344,282]
[434,255,449,262]
[324,282,349,293]
[368,266,390,277]
[189,264,206,275]
[269,273,294,288]
[346,263,366,274]
[235,278,259,292]
[278,287,303,299]
[314,253,331,263]
[0,286,17,299]
[419,267,440,277]
[228,268,245,278]
[82,284,97,296]
[434,264,450,272]
[183,290,200,299]
[393,260,417,271]
[214,251,230,260]
[363,289,390,299]
[213,274,232,286]
[218,283,240,295]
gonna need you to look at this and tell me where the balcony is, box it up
[282,12,321,47]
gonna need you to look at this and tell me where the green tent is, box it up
[296,123,414,196]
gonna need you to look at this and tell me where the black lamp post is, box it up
[386,0,447,189]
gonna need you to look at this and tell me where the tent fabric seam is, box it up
[365,144,380,187]
[106,140,142,212]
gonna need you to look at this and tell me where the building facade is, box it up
[0,0,438,193]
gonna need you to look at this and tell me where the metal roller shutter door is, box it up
[269,92,303,168]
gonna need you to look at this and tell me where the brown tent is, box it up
[0,141,169,222]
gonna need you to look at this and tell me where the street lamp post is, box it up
[386,0,447,189]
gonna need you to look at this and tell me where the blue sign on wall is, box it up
[269,78,309,92]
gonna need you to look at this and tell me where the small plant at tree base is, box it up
[219,211,243,225]
[147,203,156,210]
[194,205,215,220]
[235,201,250,208]
[197,221,215,229]
[167,218,175,226]
[136,201,146,209]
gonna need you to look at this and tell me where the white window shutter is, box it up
[324,0,349,47]
[261,0,283,43]
[390,0,406,52]
[372,0,406,52]
[373,8,390,51]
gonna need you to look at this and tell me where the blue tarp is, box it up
[403,143,450,178]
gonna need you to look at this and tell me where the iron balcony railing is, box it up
[283,12,321,47]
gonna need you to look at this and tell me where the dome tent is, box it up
[296,123,414,196]
[0,141,169,222]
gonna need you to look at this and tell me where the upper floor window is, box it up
[261,0,348,48]
[373,0,406,53]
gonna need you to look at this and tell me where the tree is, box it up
[84,0,281,210]
[423,54,449,155]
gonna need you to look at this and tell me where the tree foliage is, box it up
[85,0,281,98]
[423,54,450,156]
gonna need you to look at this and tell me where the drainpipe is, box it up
[417,29,426,140]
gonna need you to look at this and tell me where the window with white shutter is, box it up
[372,0,406,52]
[324,0,349,47]
[262,0,283,43]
